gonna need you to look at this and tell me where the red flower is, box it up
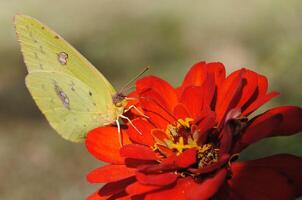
[86,62,302,200]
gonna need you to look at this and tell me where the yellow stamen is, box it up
[177,118,193,129]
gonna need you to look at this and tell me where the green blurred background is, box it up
[0,0,301,199]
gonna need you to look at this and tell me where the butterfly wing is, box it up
[15,15,120,142]
[26,72,117,142]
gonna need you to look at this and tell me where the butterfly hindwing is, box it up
[25,71,116,142]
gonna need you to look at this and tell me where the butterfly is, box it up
[15,15,146,143]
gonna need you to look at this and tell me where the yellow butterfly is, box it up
[15,15,145,143]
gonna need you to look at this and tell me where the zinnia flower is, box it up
[86,61,302,200]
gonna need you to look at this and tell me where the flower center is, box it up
[164,118,196,154]
[197,143,220,168]
[154,118,220,170]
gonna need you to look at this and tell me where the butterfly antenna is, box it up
[123,86,136,93]
[140,96,186,127]
[118,67,150,94]
[139,96,179,123]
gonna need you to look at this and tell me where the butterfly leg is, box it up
[119,115,143,135]
[124,105,149,118]
[116,119,123,146]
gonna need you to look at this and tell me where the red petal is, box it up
[225,154,302,199]
[215,184,242,200]
[179,62,225,88]
[200,70,216,109]
[96,191,131,200]
[215,69,244,124]
[175,148,197,168]
[144,177,197,200]
[138,155,178,174]
[233,114,281,153]
[235,69,258,109]
[242,91,279,116]
[127,118,155,146]
[187,169,227,200]
[242,74,279,116]
[120,144,158,160]
[233,106,302,153]
[180,86,205,119]
[124,158,158,169]
[136,171,178,186]
[173,103,191,119]
[138,88,175,129]
[219,124,233,154]
[179,61,207,92]
[86,127,131,164]
[111,193,132,200]
[136,76,178,111]
[156,145,175,157]
[205,62,226,111]
[178,62,225,109]
[243,154,302,196]
[151,129,169,142]
[126,181,162,196]
[205,62,226,89]
[99,177,136,196]
[87,191,108,200]
[87,165,136,183]
[266,106,302,136]
[196,111,216,144]
[151,129,174,156]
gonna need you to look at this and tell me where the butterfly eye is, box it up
[112,92,126,106]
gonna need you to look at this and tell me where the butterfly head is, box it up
[112,92,127,108]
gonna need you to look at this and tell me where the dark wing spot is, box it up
[71,87,75,91]
[41,26,45,30]
[54,35,59,39]
[89,91,92,96]
[39,64,43,69]
[57,52,68,65]
[93,102,96,106]
[54,84,70,109]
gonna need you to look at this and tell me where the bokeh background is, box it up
[0,0,301,199]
